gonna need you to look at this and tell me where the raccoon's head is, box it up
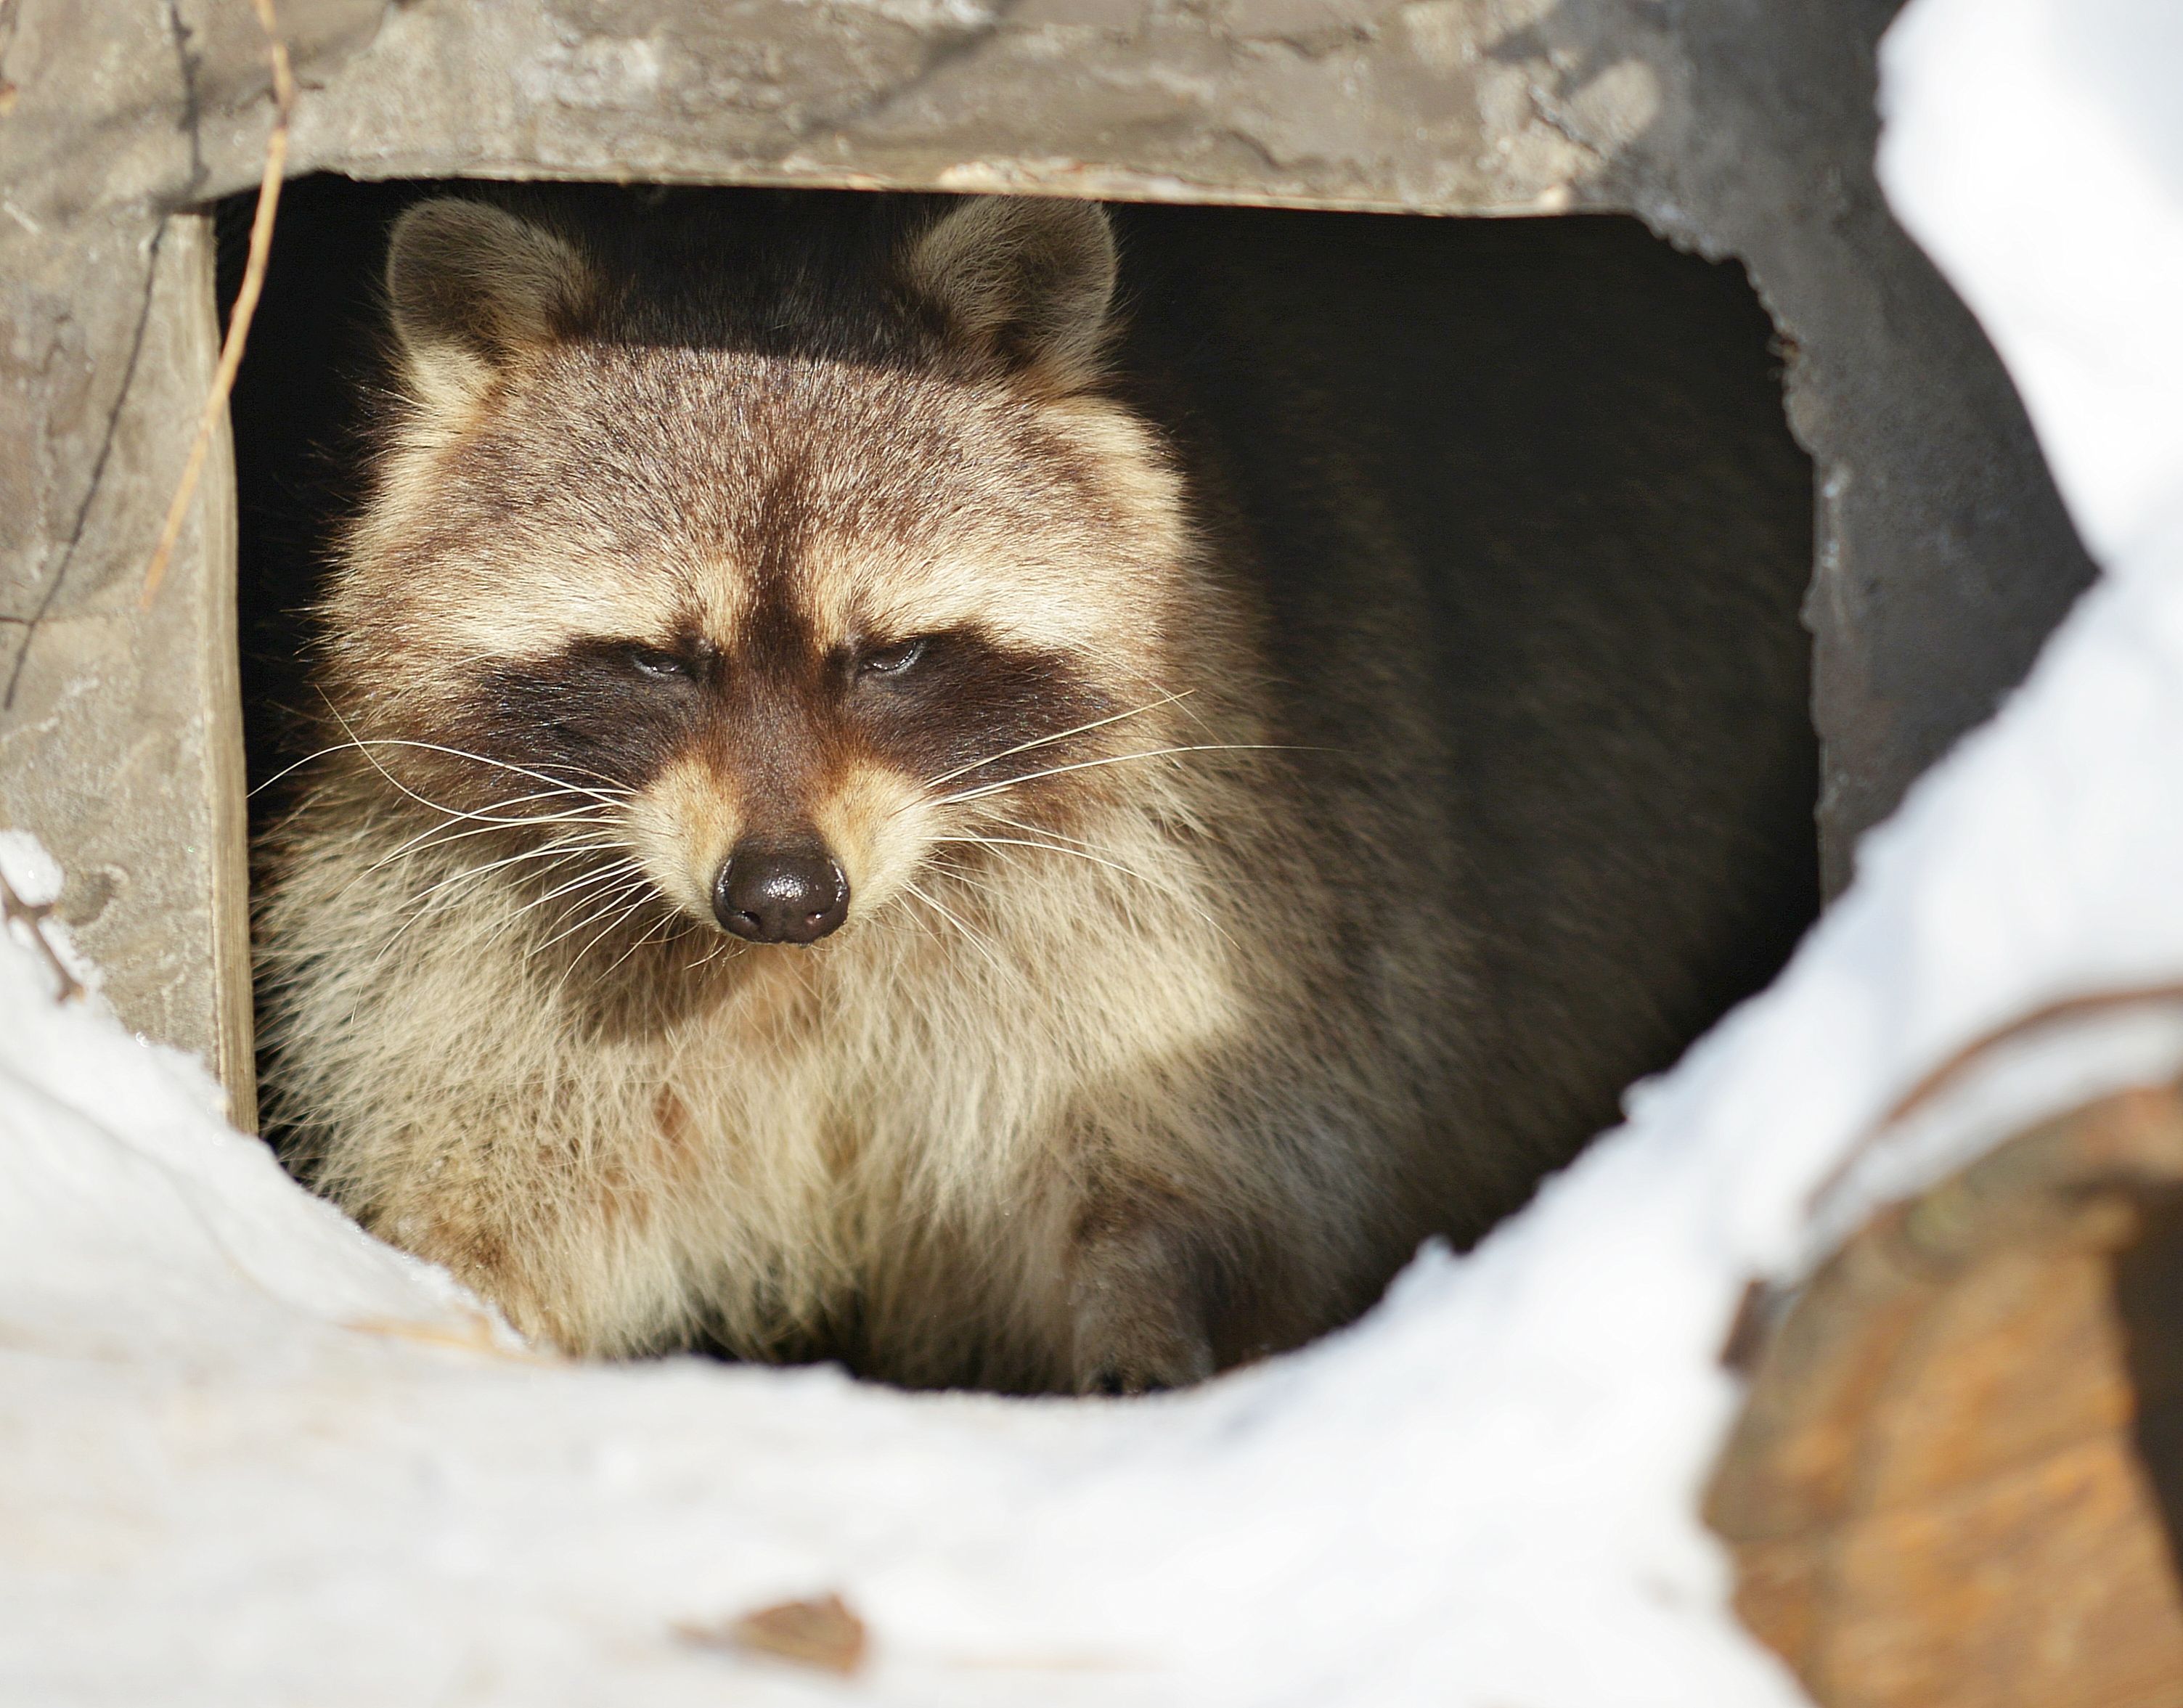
[325,192,1217,957]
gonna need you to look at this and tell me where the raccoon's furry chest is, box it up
[264,780,1282,1383]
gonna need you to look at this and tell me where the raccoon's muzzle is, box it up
[714,838,850,944]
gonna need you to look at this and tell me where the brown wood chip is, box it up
[680,1592,869,1677]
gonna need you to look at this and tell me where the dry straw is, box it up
[142,0,291,608]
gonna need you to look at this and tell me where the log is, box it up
[1707,1084,2183,1706]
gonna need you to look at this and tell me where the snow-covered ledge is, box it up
[9,0,2183,1701]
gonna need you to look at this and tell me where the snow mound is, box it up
[9,0,2183,1699]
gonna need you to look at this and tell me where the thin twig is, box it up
[0,870,85,1003]
[142,0,290,608]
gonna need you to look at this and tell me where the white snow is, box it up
[10,3,2183,1699]
[1879,0,2183,570]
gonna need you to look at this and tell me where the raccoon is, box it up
[254,188,1814,1393]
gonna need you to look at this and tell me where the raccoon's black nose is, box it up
[714,841,849,944]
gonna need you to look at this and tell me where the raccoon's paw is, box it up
[1066,1238,1217,1396]
[1073,1329,1217,1397]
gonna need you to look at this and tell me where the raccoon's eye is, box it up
[855,637,929,679]
[624,645,690,682]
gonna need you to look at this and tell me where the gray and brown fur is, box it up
[256,189,1815,1393]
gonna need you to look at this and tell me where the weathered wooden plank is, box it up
[0,211,254,1124]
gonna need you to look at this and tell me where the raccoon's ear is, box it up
[902,196,1118,388]
[384,198,596,404]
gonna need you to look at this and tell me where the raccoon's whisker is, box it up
[495,865,650,944]
[306,711,633,812]
[595,907,685,983]
[923,859,1056,974]
[303,695,633,809]
[397,805,619,854]
[355,852,618,987]
[518,857,648,915]
[536,907,650,1000]
[936,834,1186,896]
[397,835,629,911]
[552,891,665,999]
[367,740,633,805]
[415,841,633,920]
[473,859,648,960]
[399,784,616,825]
[355,783,578,845]
[387,812,611,867]
[250,739,369,798]
[557,907,649,992]
[931,743,1309,807]
[317,710,509,827]
[383,828,616,907]
[383,780,624,828]
[311,797,611,918]
[398,854,601,923]
[983,812,1104,853]
[984,806,1230,881]
[685,929,748,977]
[902,879,1008,976]
[663,912,711,947]
[935,835,1237,946]
[918,691,1196,793]
[529,875,656,963]
[378,808,619,873]
[534,872,651,947]
[980,808,1234,899]
[924,850,1008,907]
[515,857,644,931]
[320,724,594,833]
